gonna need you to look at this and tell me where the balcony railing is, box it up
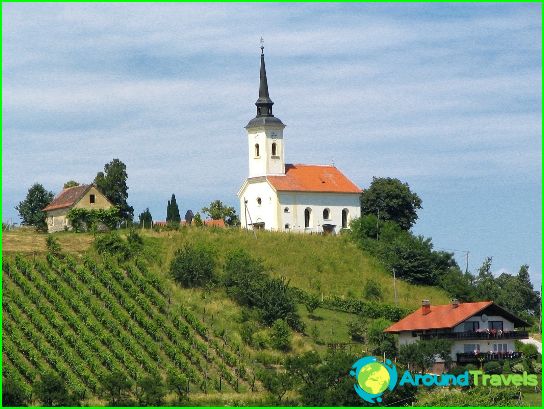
[457,351,523,363]
[420,330,528,341]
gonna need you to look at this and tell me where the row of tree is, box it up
[351,177,540,322]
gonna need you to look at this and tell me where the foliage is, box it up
[398,339,453,373]
[2,377,31,407]
[202,200,239,226]
[304,293,321,314]
[94,232,132,260]
[63,180,79,188]
[416,386,523,406]
[347,317,368,342]
[170,243,216,287]
[258,369,294,402]
[439,268,475,301]
[270,319,292,351]
[166,194,181,225]
[15,183,54,231]
[100,371,133,406]
[193,212,203,226]
[94,158,134,220]
[166,369,189,403]
[362,278,383,301]
[360,176,422,230]
[67,207,120,232]
[138,208,153,229]
[319,295,408,322]
[184,209,194,225]
[483,361,503,374]
[33,372,80,406]
[135,374,167,406]
[366,318,397,358]
[46,235,62,255]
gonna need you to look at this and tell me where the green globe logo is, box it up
[358,362,390,394]
[350,356,398,403]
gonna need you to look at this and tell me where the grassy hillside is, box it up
[2,227,451,405]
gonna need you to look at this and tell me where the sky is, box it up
[2,3,542,288]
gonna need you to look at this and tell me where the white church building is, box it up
[238,47,362,234]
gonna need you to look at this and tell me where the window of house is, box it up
[304,208,312,228]
[272,142,277,156]
[489,321,503,331]
[257,197,262,205]
[463,344,480,353]
[493,344,508,352]
[90,194,95,204]
[284,207,289,213]
[342,209,349,228]
[255,143,260,157]
[463,321,479,332]
[323,208,330,220]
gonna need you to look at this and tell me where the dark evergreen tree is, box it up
[138,208,153,229]
[185,209,194,225]
[94,159,134,220]
[166,199,172,222]
[169,194,181,224]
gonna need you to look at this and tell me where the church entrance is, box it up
[252,222,265,230]
[322,224,336,235]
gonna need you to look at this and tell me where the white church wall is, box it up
[247,127,285,178]
[278,191,360,234]
[239,180,279,230]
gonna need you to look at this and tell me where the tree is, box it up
[15,183,54,231]
[33,372,77,406]
[270,319,292,351]
[398,339,453,373]
[202,200,239,226]
[184,209,194,225]
[138,208,153,229]
[170,243,216,287]
[100,371,133,406]
[439,267,475,301]
[94,158,133,220]
[193,212,203,226]
[166,369,189,403]
[473,257,501,302]
[304,293,321,315]
[366,318,397,358]
[166,194,181,224]
[259,370,294,403]
[135,374,167,406]
[63,180,79,188]
[2,378,30,407]
[360,177,422,230]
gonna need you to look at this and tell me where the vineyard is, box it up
[2,252,258,402]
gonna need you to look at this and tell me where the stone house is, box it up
[43,184,113,233]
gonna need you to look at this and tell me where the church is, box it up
[237,46,362,234]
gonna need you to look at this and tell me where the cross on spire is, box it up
[260,37,264,54]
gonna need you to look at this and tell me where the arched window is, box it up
[284,207,289,213]
[342,209,349,228]
[257,197,262,205]
[304,208,312,228]
[284,223,290,230]
[323,208,330,220]
[255,143,260,157]
[272,142,277,156]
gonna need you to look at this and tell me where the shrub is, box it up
[347,318,368,342]
[464,363,478,372]
[503,360,512,374]
[135,374,167,406]
[45,235,62,255]
[94,232,132,260]
[304,293,321,315]
[363,279,383,301]
[511,363,525,374]
[270,319,292,351]
[483,361,502,374]
[2,377,30,407]
[170,243,216,288]
[449,365,466,376]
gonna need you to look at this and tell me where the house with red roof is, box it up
[43,184,113,233]
[385,299,530,370]
[238,47,362,234]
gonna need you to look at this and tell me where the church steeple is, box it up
[246,41,284,129]
[256,45,274,117]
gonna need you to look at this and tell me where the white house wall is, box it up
[453,316,514,332]
[278,191,361,234]
[239,180,279,230]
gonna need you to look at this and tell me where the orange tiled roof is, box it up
[384,301,493,333]
[43,184,92,212]
[204,219,225,227]
[267,164,362,193]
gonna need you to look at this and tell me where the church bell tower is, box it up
[245,43,286,178]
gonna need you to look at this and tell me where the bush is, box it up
[503,360,512,374]
[511,362,525,374]
[363,279,383,301]
[304,293,321,314]
[94,232,132,260]
[135,374,167,406]
[2,377,30,407]
[170,243,216,287]
[347,318,367,342]
[45,235,62,255]
[270,319,292,351]
[464,363,478,372]
[449,365,466,376]
[483,361,502,374]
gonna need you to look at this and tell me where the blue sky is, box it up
[2,3,541,287]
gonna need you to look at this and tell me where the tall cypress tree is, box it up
[166,200,172,222]
[170,194,181,224]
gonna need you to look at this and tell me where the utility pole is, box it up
[393,268,398,304]
[464,251,470,273]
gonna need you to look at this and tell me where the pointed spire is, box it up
[255,39,274,117]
